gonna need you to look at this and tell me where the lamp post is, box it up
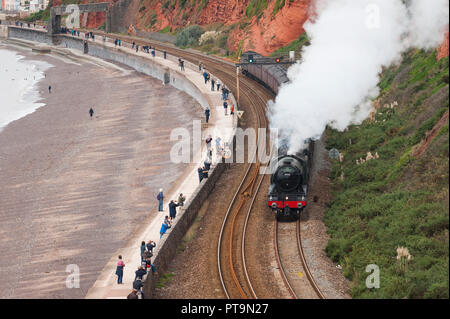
[236,65,240,107]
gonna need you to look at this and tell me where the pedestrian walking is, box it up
[136,45,139,53]
[89,107,94,118]
[48,85,52,93]
[198,62,203,71]
[211,78,215,91]
[163,51,167,59]
[230,103,234,115]
[157,189,164,211]
[169,200,180,219]
[223,101,228,115]
[216,80,221,91]
[180,59,185,71]
[132,41,135,49]
[204,108,210,124]
[115,255,125,284]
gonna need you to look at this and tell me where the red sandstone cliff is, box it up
[437,30,449,61]
[132,0,311,55]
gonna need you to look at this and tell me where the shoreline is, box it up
[0,42,52,130]
[0,41,203,298]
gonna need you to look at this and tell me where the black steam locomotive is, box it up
[268,142,314,220]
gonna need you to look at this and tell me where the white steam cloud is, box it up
[269,0,449,152]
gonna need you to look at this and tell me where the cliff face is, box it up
[133,0,311,55]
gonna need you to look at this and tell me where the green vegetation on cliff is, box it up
[324,49,449,298]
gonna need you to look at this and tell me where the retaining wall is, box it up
[57,35,210,111]
[7,26,52,44]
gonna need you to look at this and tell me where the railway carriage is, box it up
[240,51,289,95]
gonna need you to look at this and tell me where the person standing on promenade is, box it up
[115,255,125,284]
[211,78,215,91]
[177,193,186,208]
[163,51,167,59]
[198,166,204,183]
[205,108,210,124]
[203,70,208,84]
[157,188,164,212]
[146,240,156,254]
[135,266,147,281]
[48,85,51,94]
[169,200,180,219]
[223,101,228,116]
[216,80,221,91]
[89,108,94,118]
[140,241,146,261]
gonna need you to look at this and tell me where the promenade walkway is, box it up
[76,33,237,298]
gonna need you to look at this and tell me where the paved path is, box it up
[81,33,236,299]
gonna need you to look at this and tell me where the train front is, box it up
[268,154,307,220]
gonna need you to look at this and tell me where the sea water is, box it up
[0,47,52,130]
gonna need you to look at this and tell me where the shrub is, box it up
[175,25,205,47]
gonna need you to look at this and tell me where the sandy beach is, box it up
[0,42,202,298]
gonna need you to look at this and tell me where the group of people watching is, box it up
[126,239,158,299]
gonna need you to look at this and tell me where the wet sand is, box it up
[0,43,202,298]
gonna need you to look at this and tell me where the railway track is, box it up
[274,219,326,299]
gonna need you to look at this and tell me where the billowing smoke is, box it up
[269,0,449,152]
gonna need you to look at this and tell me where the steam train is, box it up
[268,142,314,221]
[240,51,313,220]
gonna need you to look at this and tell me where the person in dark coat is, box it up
[157,189,164,212]
[211,78,215,91]
[140,241,146,261]
[163,51,167,59]
[48,85,52,93]
[146,240,156,253]
[223,101,228,115]
[89,108,94,118]
[203,71,208,84]
[205,108,210,124]
[198,166,204,183]
[169,200,180,219]
[135,266,147,280]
